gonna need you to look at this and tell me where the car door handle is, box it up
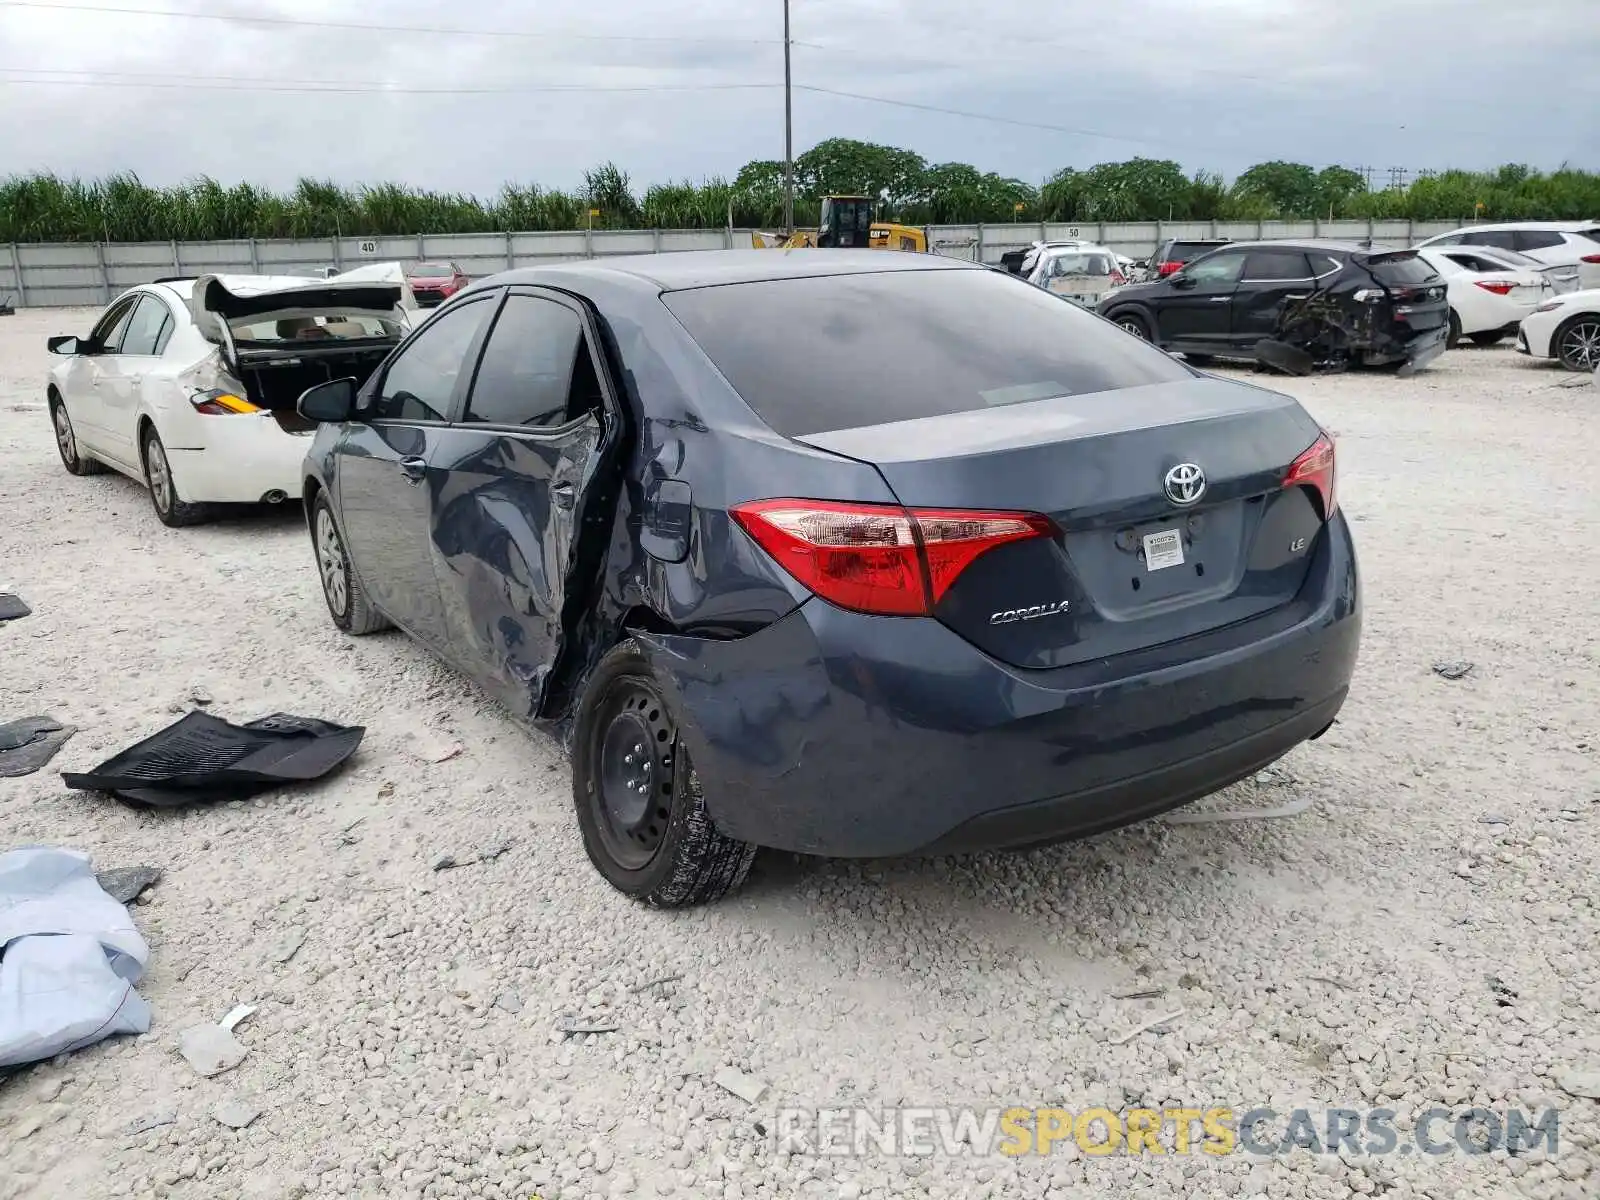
[551,481,576,510]
[1209,296,1232,303]
[398,456,427,482]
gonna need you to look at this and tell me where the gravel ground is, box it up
[1,306,1597,1200]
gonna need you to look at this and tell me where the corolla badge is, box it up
[1164,462,1206,506]
[990,599,1071,626]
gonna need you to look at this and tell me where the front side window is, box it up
[1184,251,1247,284]
[92,296,139,353]
[464,295,586,428]
[119,296,174,357]
[369,297,490,422]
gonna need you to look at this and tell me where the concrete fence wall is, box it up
[0,219,1465,309]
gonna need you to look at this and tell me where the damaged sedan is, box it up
[46,269,415,526]
[298,251,1361,906]
[1097,240,1449,375]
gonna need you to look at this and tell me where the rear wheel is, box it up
[1554,315,1600,371]
[1470,330,1504,347]
[1112,311,1151,340]
[311,495,389,635]
[49,392,105,476]
[1446,310,1462,347]
[573,639,756,907]
[142,427,209,527]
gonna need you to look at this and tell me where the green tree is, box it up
[1230,161,1318,218]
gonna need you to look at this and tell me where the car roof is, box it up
[1431,220,1599,233]
[480,249,979,293]
[1189,238,1377,254]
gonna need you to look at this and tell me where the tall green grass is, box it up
[3,153,1597,242]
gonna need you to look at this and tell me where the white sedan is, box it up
[1415,247,1550,347]
[1517,288,1600,372]
[46,269,415,527]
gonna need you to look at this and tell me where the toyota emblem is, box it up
[1164,462,1206,506]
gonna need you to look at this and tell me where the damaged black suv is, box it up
[1098,240,1449,374]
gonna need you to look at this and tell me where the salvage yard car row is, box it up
[43,248,1364,906]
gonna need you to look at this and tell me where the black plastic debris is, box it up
[0,593,31,622]
[61,711,364,807]
[0,716,77,778]
[96,865,162,904]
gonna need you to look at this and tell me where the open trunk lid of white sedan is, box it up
[187,270,416,429]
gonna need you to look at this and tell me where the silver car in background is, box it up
[1024,244,1129,306]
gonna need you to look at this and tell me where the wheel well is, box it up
[302,476,322,509]
[136,415,156,459]
[46,384,61,405]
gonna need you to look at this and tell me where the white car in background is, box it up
[1024,244,1130,306]
[1416,221,1600,291]
[46,268,416,527]
[1517,288,1600,372]
[1415,247,1550,347]
[1423,243,1581,296]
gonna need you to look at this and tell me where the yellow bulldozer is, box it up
[751,195,927,253]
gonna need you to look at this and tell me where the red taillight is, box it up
[1474,279,1516,295]
[1283,433,1336,521]
[1110,269,1126,286]
[1580,254,1600,264]
[730,499,1054,617]
[1158,262,1182,276]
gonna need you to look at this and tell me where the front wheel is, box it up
[1447,310,1462,347]
[50,394,106,476]
[311,495,389,635]
[1554,315,1600,371]
[572,639,756,907]
[142,427,209,527]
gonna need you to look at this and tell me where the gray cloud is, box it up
[1,0,1595,194]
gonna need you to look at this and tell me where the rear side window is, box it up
[119,296,174,356]
[1243,249,1313,281]
[663,268,1192,438]
[1572,229,1600,248]
[1514,230,1565,251]
[1172,241,1227,261]
[1366,254,1439,286]
[465,295,584,428]
[1462,230,1517,250]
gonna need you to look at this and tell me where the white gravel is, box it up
[1,307,1597,1200]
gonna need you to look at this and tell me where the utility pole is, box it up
[783,0,794,234]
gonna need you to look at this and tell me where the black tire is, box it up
[141,426,209,527]
[1182,352,1215,367]
[310,494,389,635]
[1553,314,1600,372]
[572,639,756,907]
[1470,330,1504,347]
[1111,310,1152,340]
[1446,310,1462,347]
[49,392,106,476]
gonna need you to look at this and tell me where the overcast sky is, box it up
[2,0,1596,195]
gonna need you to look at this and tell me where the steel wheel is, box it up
[146,439,174,515]
[593,682,677,871]
[1556,318,1600,371]
[316,506,349,618]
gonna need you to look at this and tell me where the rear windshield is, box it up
[232,312,399,343]
[1365,253,1440,287]
[410,263,455,276]
[1169,241,1227,261]
[662,268,1192,438]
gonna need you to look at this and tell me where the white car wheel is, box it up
[316,506,349,618]
[141,427,208,527]
[1556,316,1600,372]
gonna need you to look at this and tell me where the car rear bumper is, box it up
[165,415,313,504]
[640,511,1361,858]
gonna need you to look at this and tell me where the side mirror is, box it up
[298,377,357,423]
[48,335,83,355]
[1170,274,1196,290]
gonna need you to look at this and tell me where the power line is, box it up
[0,1,782,46]
[0,73,781,96]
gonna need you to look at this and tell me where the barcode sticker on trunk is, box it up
[1143,528,1185,571]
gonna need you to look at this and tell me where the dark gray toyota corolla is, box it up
[297,250,1361,906]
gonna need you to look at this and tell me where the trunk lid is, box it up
[797,377,1329,669]
[189,268,416,344]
